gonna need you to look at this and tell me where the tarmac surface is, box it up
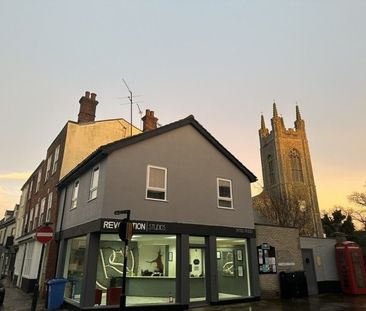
[1,277,366,311]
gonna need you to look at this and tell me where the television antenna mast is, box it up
[122,79,134,136]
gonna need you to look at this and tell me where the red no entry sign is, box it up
[36,226,54,244]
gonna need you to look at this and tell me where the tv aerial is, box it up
[121,79,143,135]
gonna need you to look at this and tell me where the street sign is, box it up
[118,220,133,242]
[36,226,53,244]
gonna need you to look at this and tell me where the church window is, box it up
[290,149,304,182]
[267,155,275,185]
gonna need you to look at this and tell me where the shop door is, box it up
[189,247,206,303]
[302,249,318,295]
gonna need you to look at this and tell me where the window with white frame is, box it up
[24,213,29,233]
[46,192,53,222]
[28,180,33,200]
[21,185,29,206]
[89,167,99,200]
[33,203,39,229]
[146,165,167,201]
[39,197,46,226]
[45,155,52,181]
[217,178,233,208]
[35,171,41,193]
[23,242,34,278]
[52,145,60,174]
[71,180,79,209]
[29,208,34,231]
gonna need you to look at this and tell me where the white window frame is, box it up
[28,180,33,200]
[146,165,168,201]
[35,171,41,193]
[46,192,53,222]
[29,208,34,231]
[39,197,46,226]
[89,167,99,201]
[33,203,39,229]
[45,155,52,181]
[71,180,79,210]
[217,178,233,209]
[24,213,28,233]
[52,145,60,175]
[23,242,34,278]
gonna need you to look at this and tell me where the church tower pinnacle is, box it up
[296,105,302,120]
[259,114,269,137]
[295,105,305,130]
[273,102,278,118]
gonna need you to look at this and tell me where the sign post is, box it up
[114,210,132,311]
[31,223,54,311]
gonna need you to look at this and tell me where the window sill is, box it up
[145,198,169,203]
[87,197,97,203]
[217,206,234,210]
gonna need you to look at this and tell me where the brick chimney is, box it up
[141,109,158,131]
[78,91,98,123]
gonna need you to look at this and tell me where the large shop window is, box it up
[95,234,176,306]
[64,236,87,303]
[216,237,251,299]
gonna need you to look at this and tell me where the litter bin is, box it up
[47,278,67,310]
[279,271,308,299]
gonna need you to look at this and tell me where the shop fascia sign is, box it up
[102,219,167,233]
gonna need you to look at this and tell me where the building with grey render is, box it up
[55,114,260,310]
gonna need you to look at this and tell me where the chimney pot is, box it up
[91,93,97,101]
[85,91,90,98]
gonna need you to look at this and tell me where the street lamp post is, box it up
[114,210,132,310]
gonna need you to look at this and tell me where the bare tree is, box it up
[348,190,366,208]
[253,187,314,236]
[347,183,366,230]
[347,209,366,230]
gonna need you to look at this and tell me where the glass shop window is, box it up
[63,236,87,303]
[216,237,251,299]
[95,234,176,307]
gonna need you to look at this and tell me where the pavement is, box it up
[0,277,51,311]
[1,277,366,311]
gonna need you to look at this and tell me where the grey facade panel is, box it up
[103,125,254,229]
[58,125,255,232]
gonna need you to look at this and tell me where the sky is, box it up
[0,1,365,219]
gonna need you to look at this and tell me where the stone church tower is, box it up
[259,103,323,237]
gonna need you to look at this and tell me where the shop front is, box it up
[57,219,258,310]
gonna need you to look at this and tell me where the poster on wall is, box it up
[257,243,277,274]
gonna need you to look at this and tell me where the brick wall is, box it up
[255,224,303,298]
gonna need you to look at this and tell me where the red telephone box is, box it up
[335,241,366,294]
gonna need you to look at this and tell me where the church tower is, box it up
[259,103,323,237]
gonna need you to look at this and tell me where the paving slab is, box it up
[2,278,366,311]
